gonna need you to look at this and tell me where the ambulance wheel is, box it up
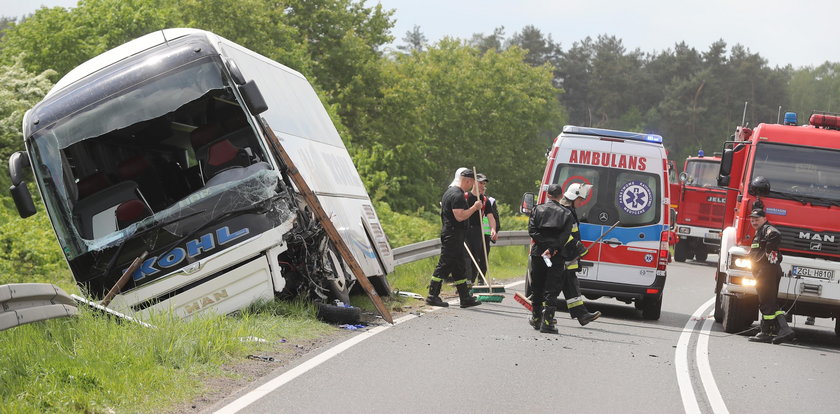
[641,295,662,320]
[694,250,708,262]
[722,294,750,333]
[674,242,688,262]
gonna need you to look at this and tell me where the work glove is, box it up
[574,241,588,258]
[767,250,779,264]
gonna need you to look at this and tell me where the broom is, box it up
[468,166,505,297]
[464,242,504,302]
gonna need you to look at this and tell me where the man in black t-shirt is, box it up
[427,169,484,308]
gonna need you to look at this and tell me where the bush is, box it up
[0,199,74,288]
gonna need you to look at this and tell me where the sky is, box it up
[2,0,838,68]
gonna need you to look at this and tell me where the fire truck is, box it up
[715,112,840,336]
[673,152,725,262]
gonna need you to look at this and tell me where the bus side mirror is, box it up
[520,192,535,215]
[239,80,268,115]
[8,151,36,218]
[10,182,36,218]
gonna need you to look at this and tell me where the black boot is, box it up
[748,319,773,343]
[425,280,449,307]
[569,301,601,326]
[540,306,558,334]
[529,302,543,330]
[772,314,795,344]
[456,282,482,308]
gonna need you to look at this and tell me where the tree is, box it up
[469,26,505,54]
[355,39,564,210]
[0,56,55,188]
[398,25,427,53]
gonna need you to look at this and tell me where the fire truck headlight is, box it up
[732,257,752,270]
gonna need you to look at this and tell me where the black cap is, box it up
[476,173,488,183]
[748,208,766,218]
[546,183,564,197]
[460,169,475,178]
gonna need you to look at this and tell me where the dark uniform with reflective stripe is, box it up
[750,221,784,320]
[528,199,574,331]
[558,203,591,319]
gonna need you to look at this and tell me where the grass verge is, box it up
[0,298,331,413]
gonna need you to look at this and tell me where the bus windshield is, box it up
[27,58,287,259]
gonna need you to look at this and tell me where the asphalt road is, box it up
[211,255,840,414]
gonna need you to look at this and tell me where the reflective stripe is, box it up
[453,279,467,285]
[763,310,786,320]
[566,262,579,270]
[751,243,759,248]
[567,297,584,308]
[431,277,443,282]
[482,216,491,235]
[572,224,578,232]
[565,235,574,245]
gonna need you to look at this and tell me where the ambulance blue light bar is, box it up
[562,126,663,144]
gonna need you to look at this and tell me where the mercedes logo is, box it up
[599,212,609,222]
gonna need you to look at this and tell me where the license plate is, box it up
[705,232,721,240]
[791,265,834,280]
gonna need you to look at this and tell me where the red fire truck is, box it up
[715,112,840,335]
[673,152,725,262]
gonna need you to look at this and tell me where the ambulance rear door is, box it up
[596,141,664,286]
[550,135,611,282]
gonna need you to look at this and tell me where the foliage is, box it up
[788,62,840,117]
[0,299,331,413]
[0,56,54,180]
[355,38,564,211]
[0,201,72,288]
[373,201,438,248]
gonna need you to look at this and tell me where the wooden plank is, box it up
[260,120,394,324]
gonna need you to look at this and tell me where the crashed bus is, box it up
[8,29,394,318]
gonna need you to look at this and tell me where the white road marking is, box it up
[676,296,715,414]
[696,314,729,414]
[215,280,526,413]
[214,312,420,413]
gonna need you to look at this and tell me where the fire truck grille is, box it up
[695,204,726,226]
[774,225,840,256]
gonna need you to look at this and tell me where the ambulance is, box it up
[523,126,671,319]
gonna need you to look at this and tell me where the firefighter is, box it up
[747,206,795,344]
[557,183,602,326]
[527,184,574,333]
[426,168,483,309]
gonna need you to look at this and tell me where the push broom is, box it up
[464,242,504,302]
[465,166,506,301]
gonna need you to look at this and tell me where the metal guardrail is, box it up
[392,230,531,265]
[0,283,78,331]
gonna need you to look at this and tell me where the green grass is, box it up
[0,298,331,414]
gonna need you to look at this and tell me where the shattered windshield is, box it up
[27,58,282,260]
[752,142,840,203]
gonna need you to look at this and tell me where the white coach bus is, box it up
[8,29,394,318]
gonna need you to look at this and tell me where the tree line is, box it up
[0,0,839,214]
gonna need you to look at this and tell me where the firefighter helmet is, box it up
[564,183,593,200]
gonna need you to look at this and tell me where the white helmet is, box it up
[564,183,593,200]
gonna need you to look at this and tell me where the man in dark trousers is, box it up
[426,168,483,308]
[527,184,574,333]
[747,207,795,344]
[465,173,498,285]
[557,183,602,326]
